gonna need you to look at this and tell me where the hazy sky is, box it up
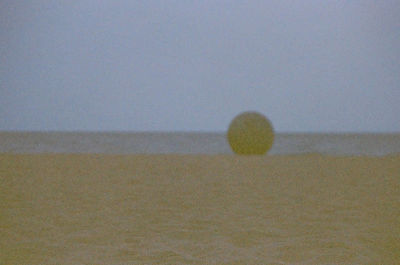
[1,0,399,132]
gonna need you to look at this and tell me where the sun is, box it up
[227,111,274,155]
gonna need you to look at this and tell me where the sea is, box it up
[1,132,399,156]
[1,132,400,264]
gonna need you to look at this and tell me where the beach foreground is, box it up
[1,154,399,264]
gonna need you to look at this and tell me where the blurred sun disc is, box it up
[227,111,274,155]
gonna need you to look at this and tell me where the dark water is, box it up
[1,132,399,156]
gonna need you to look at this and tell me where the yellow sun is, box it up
[227,112,274,155]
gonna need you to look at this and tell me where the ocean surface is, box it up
[1,132,400,155]
[1,133,400,264]
[2,153,399,264]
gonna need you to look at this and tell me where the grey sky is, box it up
[1,0,399,132]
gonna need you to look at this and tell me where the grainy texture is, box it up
[1,154,399,264]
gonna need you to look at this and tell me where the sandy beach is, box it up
[1,153,399,264]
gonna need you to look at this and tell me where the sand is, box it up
[1,153,399,264]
